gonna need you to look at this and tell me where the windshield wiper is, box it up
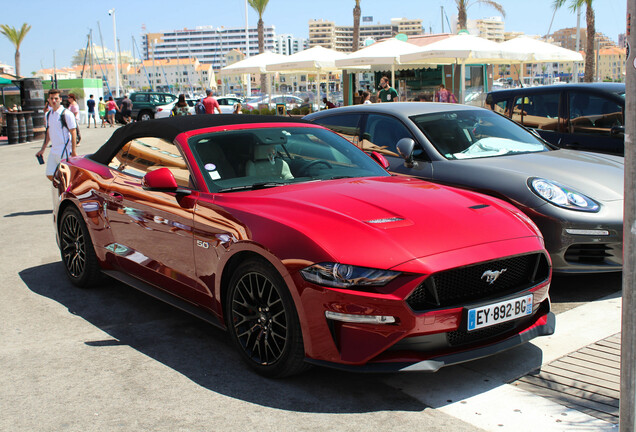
[218,182,287,192]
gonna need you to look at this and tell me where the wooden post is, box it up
[621,2,636,431]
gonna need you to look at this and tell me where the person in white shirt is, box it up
[36,89,77,181]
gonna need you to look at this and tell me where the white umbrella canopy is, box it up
[499,36,583,63]
[499,36,584,85]
[335,38,418,66]
[400,33,523,65]
[267,46,353,108]
[219,51,287,75]
[266,46,349,73]
[399,34,525,103]
[335,38,419,86]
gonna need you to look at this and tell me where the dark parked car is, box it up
[485,83,625,155]
[127,91,177,121]
[51,115,553,377]
[305,103,623,274]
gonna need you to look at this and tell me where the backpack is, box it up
[195,101,206,115]
[47,108,81,144]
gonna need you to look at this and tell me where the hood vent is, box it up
[365,217,405,224]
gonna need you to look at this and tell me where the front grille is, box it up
[447,321,515,347]
[565,243,612,264]
[407,253,550,311]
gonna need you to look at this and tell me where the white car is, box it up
[216,96,251,113]
[153,101,177,119]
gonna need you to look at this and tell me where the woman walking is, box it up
[171,94,190,116]
[106,96,119,127]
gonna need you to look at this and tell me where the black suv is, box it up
[485,83,625,155]
[127,92,177,121]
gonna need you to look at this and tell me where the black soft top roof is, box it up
[89,114,311,164]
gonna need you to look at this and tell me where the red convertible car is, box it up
[53,115,554,377]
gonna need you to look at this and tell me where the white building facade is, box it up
[142,26,277,71]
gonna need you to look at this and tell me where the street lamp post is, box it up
[108,9,120,97]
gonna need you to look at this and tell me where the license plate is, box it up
[467,294,533,331]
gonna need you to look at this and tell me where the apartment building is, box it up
[142,25,277,71]
[274,34,308,56]
[597,46,625,82]
[308,18,423,52]
[469,17,505,42]
[551,27,616,51]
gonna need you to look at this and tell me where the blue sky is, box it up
[0,0,627,76]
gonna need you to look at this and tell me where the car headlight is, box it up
[300,262,400,289]
[529,178,599,212]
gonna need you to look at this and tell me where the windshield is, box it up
[410,109,551,160]
[190,126,389,192]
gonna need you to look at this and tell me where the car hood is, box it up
[439,149,624,203]
[216,176,541,270]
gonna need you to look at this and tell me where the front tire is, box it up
[59,206,102,288]
[226,259,309,378]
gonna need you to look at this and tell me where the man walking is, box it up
[35,89,77,181]
[203,89,222,114]
[120,94,133,123]
[377,76,399,102]
[86,94,97,128]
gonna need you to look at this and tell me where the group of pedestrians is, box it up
[85,94,132,128]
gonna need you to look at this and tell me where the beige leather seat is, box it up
[246,145,293,180]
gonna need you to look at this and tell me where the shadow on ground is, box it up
[20,262,428,414]
[4,209,52,218]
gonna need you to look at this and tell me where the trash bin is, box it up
[6,112,19,144]
[20,78,45,133]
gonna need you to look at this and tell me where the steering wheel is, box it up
[298,160,332,176]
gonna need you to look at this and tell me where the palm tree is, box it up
[248,0,270,95]
[352,0,361,52]
[553,0,595,82]
[0,23,32,77]
[455,0,505,31]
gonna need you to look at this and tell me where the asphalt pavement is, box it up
[0,123,623,431]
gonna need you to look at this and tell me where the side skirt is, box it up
[102,270,224,330]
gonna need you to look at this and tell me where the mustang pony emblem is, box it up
[481,269,507,284]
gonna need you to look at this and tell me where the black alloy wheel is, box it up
[59,206,101,288]
[226,259,308,378]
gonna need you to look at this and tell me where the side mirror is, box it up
[611,125,625,136]
[396,138,417,168]
[142,168,191,195]
[369,151,390,170]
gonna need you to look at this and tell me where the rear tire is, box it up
[59,206,102,288]
[226,259,309,378]
[138,111,153,121]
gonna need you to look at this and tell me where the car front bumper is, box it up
[525,200,623,273]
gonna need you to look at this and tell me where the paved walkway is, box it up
[514,333,620,424]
